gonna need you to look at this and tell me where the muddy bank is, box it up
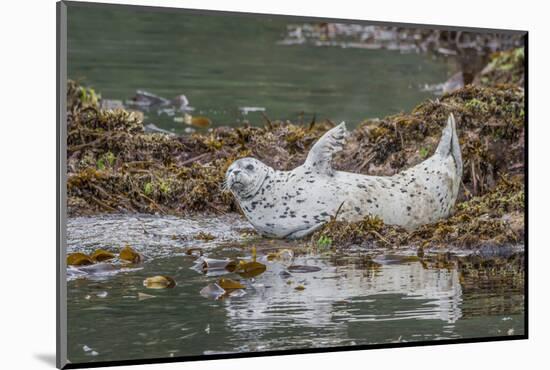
[66,48,525,250]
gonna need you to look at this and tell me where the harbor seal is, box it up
[225,114,462,239]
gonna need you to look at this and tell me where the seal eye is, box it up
[246,164,254,171]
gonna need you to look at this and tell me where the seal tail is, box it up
[435,113,462,177]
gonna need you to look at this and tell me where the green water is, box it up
[67,5,455,133]
[66,214,524,364]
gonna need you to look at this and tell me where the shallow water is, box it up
[66,214,524,364]
[67,5,459,133]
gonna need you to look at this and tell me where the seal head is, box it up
[225,157,270,200]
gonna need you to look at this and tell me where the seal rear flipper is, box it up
[304,122,348,175]
[450,113,463,178]
[435,113,462,177]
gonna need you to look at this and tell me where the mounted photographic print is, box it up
[57,1,528,368]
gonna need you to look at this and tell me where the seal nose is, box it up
[233,170,241,175]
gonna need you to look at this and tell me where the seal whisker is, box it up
[220,179,230,192]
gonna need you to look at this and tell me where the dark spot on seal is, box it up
[407,206,411,211]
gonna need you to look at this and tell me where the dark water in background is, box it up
[66,215,524,364]
[67,6,458,133]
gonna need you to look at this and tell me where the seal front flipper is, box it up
[304,122,348,175]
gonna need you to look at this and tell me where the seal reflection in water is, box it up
[225,114,462,239]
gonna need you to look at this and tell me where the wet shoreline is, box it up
[66,212,524,363]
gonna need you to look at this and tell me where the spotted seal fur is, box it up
[225,114,462,239]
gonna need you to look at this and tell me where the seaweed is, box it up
[474,47,525,87]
